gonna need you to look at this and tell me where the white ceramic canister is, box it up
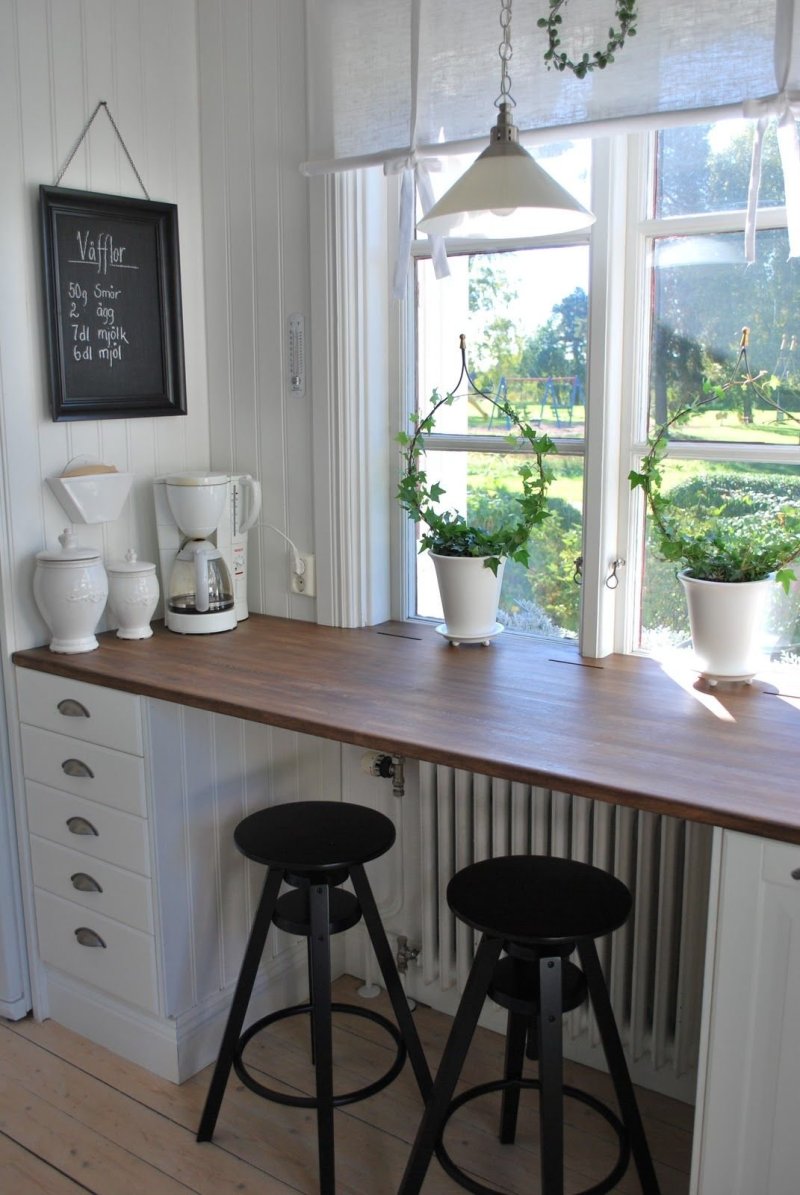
[33,529,108,653]
[106,549,159,639]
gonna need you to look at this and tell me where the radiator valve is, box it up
[396,934,420,973]
[360,751,405,797]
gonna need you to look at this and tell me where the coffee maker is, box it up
[154,472,261,634]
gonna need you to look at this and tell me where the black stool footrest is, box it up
[233,1001,407,1108]
[434,1077,631,1195]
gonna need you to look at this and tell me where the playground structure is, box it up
[478,374,586,430]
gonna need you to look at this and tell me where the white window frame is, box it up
[309,124,799,656]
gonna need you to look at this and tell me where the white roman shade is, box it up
[303,0,800,286]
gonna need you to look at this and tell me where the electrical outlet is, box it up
[290,552,315,597]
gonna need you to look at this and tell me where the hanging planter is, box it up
[397,335,557,645]
[629,328,800,682]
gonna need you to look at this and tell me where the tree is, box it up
[651,123,800,426]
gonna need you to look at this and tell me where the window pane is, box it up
[655,121,786,217]
[417,248,589,441]
[414,451,583,641]
[649,228,800,445]
[639,460,800,662]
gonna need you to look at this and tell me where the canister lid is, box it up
[36,529,102,563]
[107,548,156,575]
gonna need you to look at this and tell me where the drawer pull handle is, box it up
[66,816,98,837]
[57,698,90,718]
[70,872,103,894]
[792,868,800,881]
[74,927,106,948]
[62,758,94,779]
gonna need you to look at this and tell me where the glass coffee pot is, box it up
[168,539,234,619]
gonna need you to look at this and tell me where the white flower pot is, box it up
[431,552,506,642]
[679,570,773,683]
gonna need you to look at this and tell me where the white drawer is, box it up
[21,725,146,817]
[26,782,150,876]
[16,668,142,755]
[34,889,159,1013]
[30,835,153,934]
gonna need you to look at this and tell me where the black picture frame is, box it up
[39,185,187,421]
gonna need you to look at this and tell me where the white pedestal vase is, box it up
[679,570,773,684]
[431,553,506,645]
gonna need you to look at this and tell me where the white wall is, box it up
[0,0,326,1021]
[0,0,212,654]
[197,0,315,620]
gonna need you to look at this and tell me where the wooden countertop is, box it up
[13,614,800,844]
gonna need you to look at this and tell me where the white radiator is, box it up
[417,762,713,1102]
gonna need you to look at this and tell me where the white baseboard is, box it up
[42,937,347,1083]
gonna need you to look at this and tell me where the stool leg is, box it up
[309,881,336,1195]
[499,1009,528,1144]
[577,939,661,1195]
[306,933,316,1065]
[537,955,565,1195]
[197,866,283,1142]
[350,863,433,1100]
[398,934,503,1195]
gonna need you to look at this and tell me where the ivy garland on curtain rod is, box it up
[539,0,638,78]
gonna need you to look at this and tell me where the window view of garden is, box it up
[415,245,588,640]
[413,122,800,660]
[642,124,800,660]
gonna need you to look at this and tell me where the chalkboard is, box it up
[40,185,187,421]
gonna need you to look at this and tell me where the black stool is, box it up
[197,801,432,1194]
[398,855,660,1195]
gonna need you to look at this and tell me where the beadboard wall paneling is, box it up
[0,0,210,654]
[145,698,342,1017]
[197,0,314,621]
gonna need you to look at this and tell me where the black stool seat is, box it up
[399,854,660,1195]
[234,800,396,871]
[448,855,631,944]
[197,801,432,1195]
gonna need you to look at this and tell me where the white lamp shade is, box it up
[417,139,595,239]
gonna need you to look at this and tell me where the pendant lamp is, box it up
[417,0,595,239]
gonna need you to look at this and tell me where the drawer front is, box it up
[34,889,158,1013]
[16,668,142,755]
[26,782,150,876]
[21,725,146,817]
[30,835,153,934]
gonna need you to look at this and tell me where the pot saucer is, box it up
[436,622,503,646]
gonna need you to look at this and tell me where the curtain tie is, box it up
[385,151,449,299]
[743,92,800,262]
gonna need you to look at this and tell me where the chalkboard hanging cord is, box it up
[54,100,150,200]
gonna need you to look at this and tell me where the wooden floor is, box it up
[0,976,693,1194]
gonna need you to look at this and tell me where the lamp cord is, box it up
[496,0,515,111]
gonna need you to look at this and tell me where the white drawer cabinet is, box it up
[17,668,158,1018]
[21,725,147,816]
[26,782,151,873]
[29,835,153,933]
[33,889,159,1013]
[17,668,142,754]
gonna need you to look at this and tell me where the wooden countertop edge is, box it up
[13,628,800,846]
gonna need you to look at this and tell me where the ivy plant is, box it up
[397,388,556,577]
[629,378,800,593]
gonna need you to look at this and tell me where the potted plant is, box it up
[629,357,800,682]
[397,378,556,644]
